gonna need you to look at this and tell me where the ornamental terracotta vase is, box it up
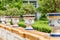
[23,15,35,30]
[47,13,60,37]
[11,16,20,28]
[5,16,11,26]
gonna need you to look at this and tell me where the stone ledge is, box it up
[0,24,60,40]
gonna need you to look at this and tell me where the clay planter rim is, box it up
[23,15,35,17]
[23,15,35,20]
[5,16,11,18]
[11,16,20,18]
[5,16,20,18]
[0,16,5,17]
[47,13,60,19]
[47,13,60,16]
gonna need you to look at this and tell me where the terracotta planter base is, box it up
[12,24,19,28]
[25,27,34,30]
[12,26,18,28]
[50,33,60,37]
[6,23,11,26]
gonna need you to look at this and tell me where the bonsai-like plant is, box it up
[20,3,36,15]
[38,0,60,13]
[5,8,20,16]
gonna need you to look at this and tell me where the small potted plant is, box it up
[20,3,36,30]
[0,10,5,24]
[7,8,20,27]
[38,0,60,37]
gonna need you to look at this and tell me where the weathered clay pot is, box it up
[11,16,20,28]
[23,15,35,30]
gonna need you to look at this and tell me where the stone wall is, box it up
[0,24,59,40]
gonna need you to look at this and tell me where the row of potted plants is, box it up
[0,3,36,29]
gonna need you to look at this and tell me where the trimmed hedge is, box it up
[18,21,52,33]
[18,22,26,28]
[32,24,52,33]
[32,21,52,33]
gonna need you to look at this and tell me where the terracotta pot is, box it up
[5,16,11,26]
[11,16,20,28]
[23,15,35,30]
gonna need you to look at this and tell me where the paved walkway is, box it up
[0,37,3,40]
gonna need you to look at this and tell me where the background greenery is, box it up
[20,3,36,15]
[0,0,23,10]
[38,0,60,20]
[0,0,54,33]
[38,0,60,13]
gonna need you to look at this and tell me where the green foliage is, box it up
[38,0,60,13]
[32,21,52,33]
[20,3,36,15]
[0,0,23,10]
[0,0,23,16]
[38,0,60,20]
[8,0,23,9]
[18,21,52,33]
[18,22,26,28]
[0,10,5,16]
[0,0,6,10]
[5,8,20,16]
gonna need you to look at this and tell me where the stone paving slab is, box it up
[0,37,3,40]
[50,37,60,40]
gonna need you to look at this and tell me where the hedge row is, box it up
[18,21,52,33]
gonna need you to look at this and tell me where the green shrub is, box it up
[18,22,26,28]
[32,24,52,33]
[33,21,52,33]
[18,21,52,33]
